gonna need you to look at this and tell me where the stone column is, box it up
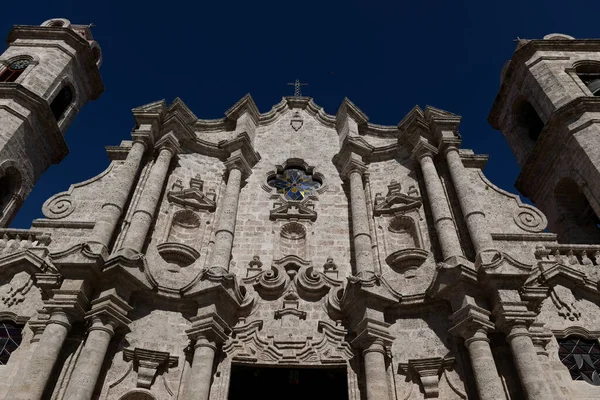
[62,293,131,400]
[443,142,492,253]
[362,340,389,400]
[63,318,114,400]
[449,304,505,400]
[210,160,243,271]
[463,328,506,400]
[90,139,148,249]
[348,166,374,274]
[183,338,217,400]
[505,323,554,400]
[12,311,72,400]
[414,144,463,260]
[121,134,179,254]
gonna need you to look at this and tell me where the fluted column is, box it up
[90,138,148,249]
[414,144,463,260]
[363,340,389,400]
[63,317,114,400]
[348,166,374,274]
[210,159,244,271]
[443,141,492,253]
[505,323,554,400]
[183,338,217,400]
[12,311,72,400]
[121,134,179,253]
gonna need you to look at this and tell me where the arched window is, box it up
[0,59,30,83]
[0,321,24,365]
[575,63,600,96]
[267,168,321,201]
[50,86,73,121]
[558,336,600,385]
[0,169,20,219]
[515,100,544,142]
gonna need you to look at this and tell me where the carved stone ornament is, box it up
[549,285,581,321]
[270,197,317,221]
[242,255,342,301]
[158,175,216,271]
[123,347,178,389]
[398,357,455,398]
[223,319,353,365]
[374,180,429,278]
[246,255,264,278]
[290,111,304,131]
[373,180,422,216]
[166,174,216,212]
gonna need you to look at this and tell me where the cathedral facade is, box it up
[0,19,599,400]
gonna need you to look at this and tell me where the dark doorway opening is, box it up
[228,364,349,400]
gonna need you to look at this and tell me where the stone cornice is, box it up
[7,25,104,100]
[224,93,260,125]
[336,97,369,129]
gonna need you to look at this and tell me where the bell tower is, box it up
[0,18,103,226]
[489,33,600,243]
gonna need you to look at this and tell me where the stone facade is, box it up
[1,20,600,400]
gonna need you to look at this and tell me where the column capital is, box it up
[155,132,181,156]
[350,317,394,350]
[85,293,132,333]
[438,137,462,155]
[492,299,537,334]
[46,310,74,330]
[448,304,495,341]
[43,286,89,321]
[220,132,261,176]
[411,139,438,161]
[224,151,254,179]
[130,131,153,149]
[338,156,368,180]
[186,313,230,345]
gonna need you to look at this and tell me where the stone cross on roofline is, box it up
[287,79,308,97]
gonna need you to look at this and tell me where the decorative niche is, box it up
[263,159,325,222]
[157,175,216,272]
[279,222,307,259]
[374,180,428,278]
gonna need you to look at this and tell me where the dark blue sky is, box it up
[2,0,596,228]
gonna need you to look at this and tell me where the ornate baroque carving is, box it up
[223,319,353,365]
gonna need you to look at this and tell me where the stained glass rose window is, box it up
[267,168,321,201]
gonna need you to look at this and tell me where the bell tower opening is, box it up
[50,86,73,121]
[228,364,349,400]
[554,178,600,243]
[575,62,600,96]
[514,99,544,142]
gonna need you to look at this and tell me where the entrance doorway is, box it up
[228,364,349,400]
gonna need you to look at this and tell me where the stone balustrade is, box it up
[0,228,51,254]
[535,244,600,266]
